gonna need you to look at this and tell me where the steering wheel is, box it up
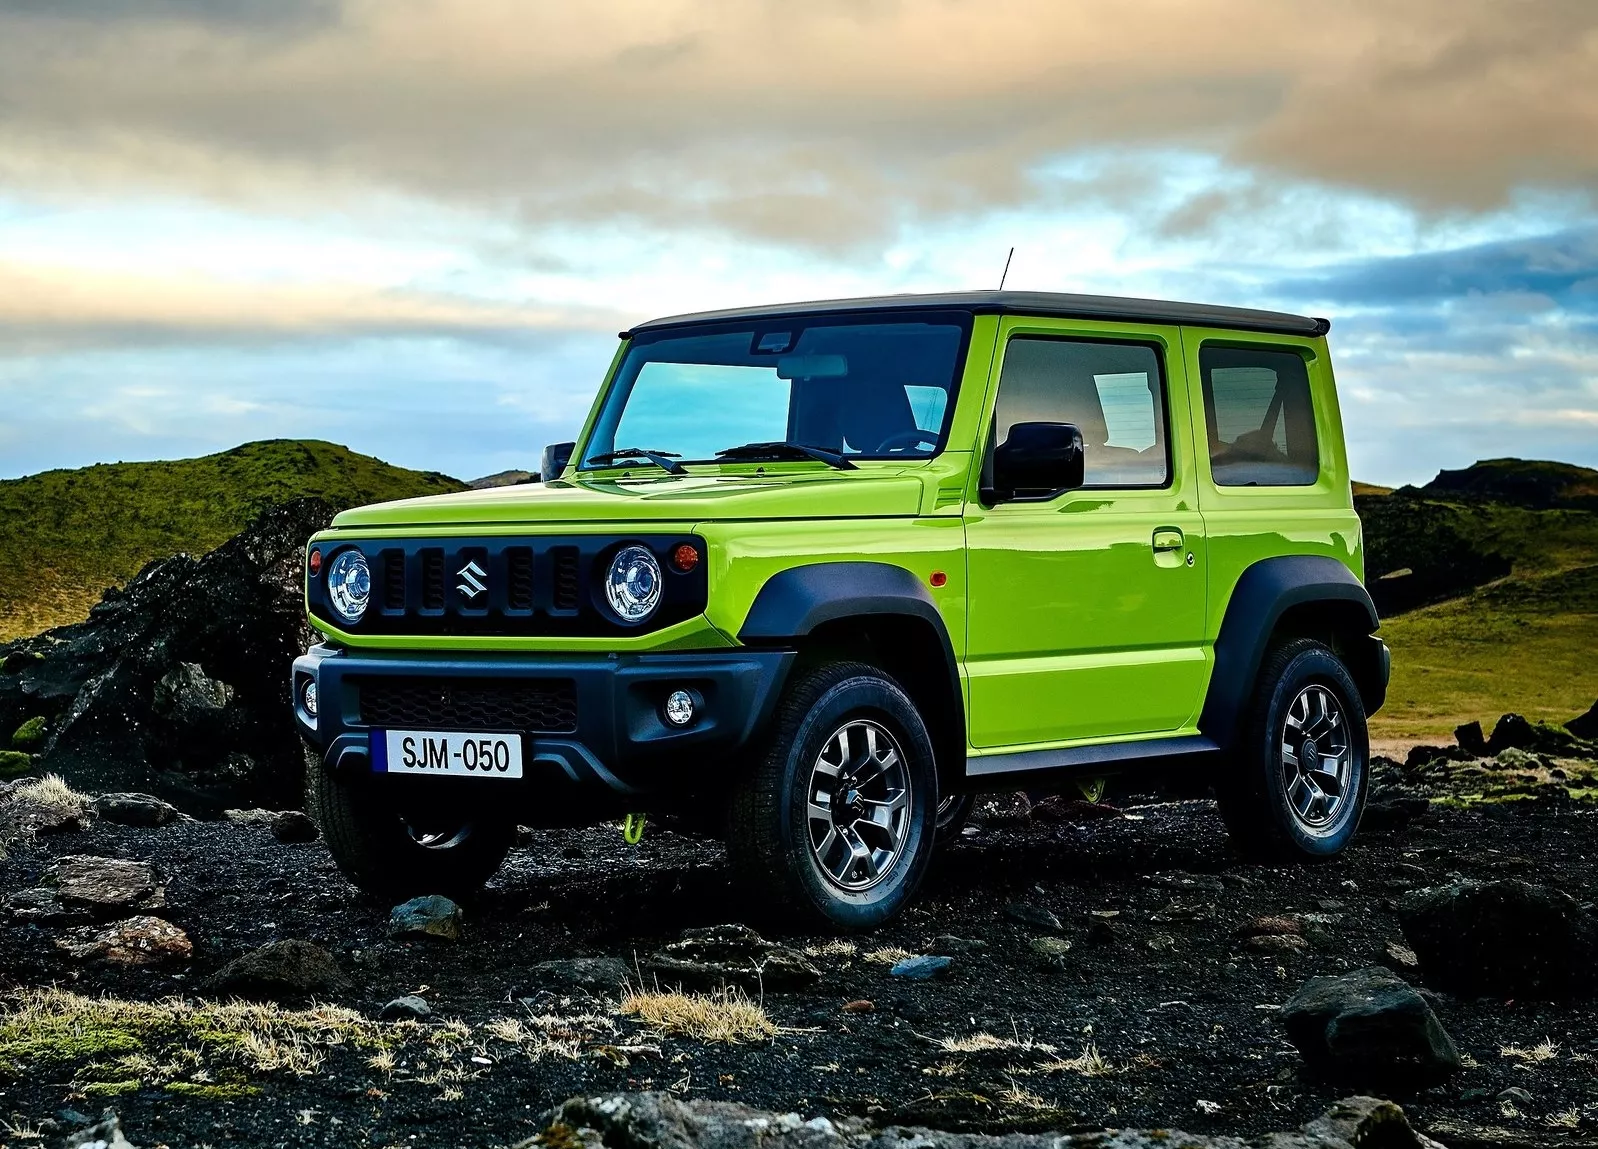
[876,429,940,453]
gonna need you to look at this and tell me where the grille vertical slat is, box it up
[506,547,534,611]
[551,546,580,611]
[420,549,445,610]
[382,550,406,610]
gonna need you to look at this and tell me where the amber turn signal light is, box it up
[672,543,700,573]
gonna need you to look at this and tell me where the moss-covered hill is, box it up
[1360,459,1598,742]
[0,441,464,641]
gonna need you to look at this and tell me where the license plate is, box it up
[373,730,524,779]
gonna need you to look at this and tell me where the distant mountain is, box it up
[1414,458,1598,511]
[469,469,536,489]
[0,440,465,640]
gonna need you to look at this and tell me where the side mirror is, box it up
[540,441,575,482]
[990,422,1085,501]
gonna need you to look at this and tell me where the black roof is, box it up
[627,290,1329,338]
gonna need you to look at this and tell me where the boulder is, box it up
[61,1110,137,1149]
[390,895,463,941]
[91,793,180,828]
[1399,879,1598,998]
[1004,901,1063,932]
[48,855,165,917]
[1454,720,1487,756]
[203,939,351,1001]
[1487,713,1590,757]
[530,1091,1448,1149]
[1281,966,1461,1087]
[380,995,433,1021]
[889,955,953,980]
[642,924,820,992]
[269,809,319,843]
[0,500,335,813]
[56,915,192,966]
[1569,699,1598,741]
[531,956,633,996]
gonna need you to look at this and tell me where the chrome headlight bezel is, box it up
[325,549,371,626]
[604,544,663,624]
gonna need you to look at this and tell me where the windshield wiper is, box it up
[714,441,857,471]
[585,448,687,475]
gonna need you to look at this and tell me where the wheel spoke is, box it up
[804,718,912,893]
[862,787,908,816]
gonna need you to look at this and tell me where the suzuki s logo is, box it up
[456,560,488,601]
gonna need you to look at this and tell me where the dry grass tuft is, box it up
[803,939,859,959]
[1038,1043,1116,1077]
[863,946,916,965]
[999,1079,1055,1110]
[936,1031,1057,1055]
[484,1010,616,1062]
[1501,1039,1561,1064]
[11,773,89,815]
[619,987,775,1044]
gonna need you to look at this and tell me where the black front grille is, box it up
[358,677,578,733]
[507,547,534,611]
[552,546,580,611]
[421,549,445,610]
[383,550,406,610]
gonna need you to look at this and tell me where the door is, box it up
[963,319,1209,749]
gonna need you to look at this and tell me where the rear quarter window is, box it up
[1199,345,1319,487]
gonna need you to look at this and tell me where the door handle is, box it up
[1152,527,1185,552]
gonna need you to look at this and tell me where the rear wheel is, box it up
[302,744,514,901]
[727,662,937,929]
[1215,638,1368,861]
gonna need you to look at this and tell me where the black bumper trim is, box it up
[292,644,794,800]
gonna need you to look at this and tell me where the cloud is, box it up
[0,0,1592,250]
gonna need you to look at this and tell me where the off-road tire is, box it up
[727,662,938,929]
[302,744,515,901]
[935,793,975,842]
[1215,638,1369,862]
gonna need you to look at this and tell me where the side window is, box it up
[1199,346,1319,486]
[994,337,1169,488]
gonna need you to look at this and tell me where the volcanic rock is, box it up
[380,995,433,1021]
[203,939,351,1001]
[91,793,180,827]
[642,924,820,992]
[1399,879,1598,998]
[390,895,463,941]
[0,499,335,813]
[1570,699,1598,740]
[1004,901,1063,932]
[531,957,632,996]
[532,1091,1447,1149]
[56,915,192,966]
[1454,720,1488,756]
[270,809,319,843]
[1281,966,1461,1086]
[889,955,952,980]
[48,855,165,917]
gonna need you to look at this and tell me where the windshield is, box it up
[580,312,971,469]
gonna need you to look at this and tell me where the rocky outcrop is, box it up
[0,500,333,813]
[1281,967,1461,1087]
[642,924,820,992]
[1399,880,1598,999]
[526,1092,1448,1149]
[56,915,192,966]
[202,939,351,1002]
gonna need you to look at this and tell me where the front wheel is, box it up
[302,745,514,902]
[1215,638,1369,861]
[727,662,938,929]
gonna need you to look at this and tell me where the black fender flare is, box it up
[1199,555,1385,750]
[738,561,964,753]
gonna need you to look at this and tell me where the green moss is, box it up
[0,750,30,778]
[80,1079,142,1097]
[0,439,467,641]
[163,1080,259,1099]
[10,716,45,749]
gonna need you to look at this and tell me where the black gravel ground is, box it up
[3,796,1597,1148]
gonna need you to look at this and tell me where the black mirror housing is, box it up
[540,441,575,482]
[990,422,1085,500]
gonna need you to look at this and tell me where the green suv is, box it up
[293,291,1389,928]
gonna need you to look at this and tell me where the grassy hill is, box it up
[0,441,464,641]
[1361,459,1598,743]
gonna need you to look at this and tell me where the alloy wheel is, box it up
[1281,683,1352,831]
[806,718,913,891]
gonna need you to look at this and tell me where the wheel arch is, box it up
[1200,555,1387,751]
[738,562,966,792]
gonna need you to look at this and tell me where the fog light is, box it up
[663,689,695,727]
[302,680,318,718]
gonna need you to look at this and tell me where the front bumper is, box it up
[292,643,794,816]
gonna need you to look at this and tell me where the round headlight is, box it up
[605,545,662,623]
[326,550,371,626]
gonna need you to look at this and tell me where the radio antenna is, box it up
[998,246,1014,290]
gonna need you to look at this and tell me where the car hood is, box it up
[329,469,929,529]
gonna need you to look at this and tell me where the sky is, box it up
[0,0,1595,486]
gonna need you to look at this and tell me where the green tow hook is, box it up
[621,812,647,845]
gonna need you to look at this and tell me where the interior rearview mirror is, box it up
[989,422,1085,501]
[540,441,575,482]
